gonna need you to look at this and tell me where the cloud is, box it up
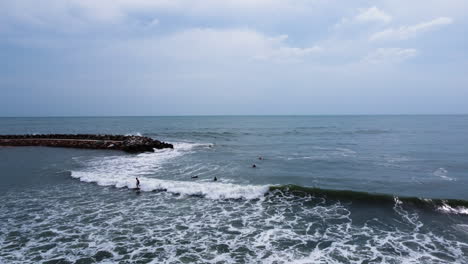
[334,6,392,29]
[119,29,322,64]
[0,0,317,31]
[362,48,418,64]
[252,35,322,62]
[370,17,453,41]
[355,7,392,23]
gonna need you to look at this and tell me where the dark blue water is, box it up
[1,116,468,263]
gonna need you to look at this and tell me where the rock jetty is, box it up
[0,134,173,153]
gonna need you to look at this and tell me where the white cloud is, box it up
[334,6,391,29]
[362,48,418,64]
[112,28,322,65]
[370,17,453,41]
[355,7,392,23]
[165,29,322,63]
[253,35,322,62]
[0,0,317,30]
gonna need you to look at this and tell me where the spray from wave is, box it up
[124,132,143,136]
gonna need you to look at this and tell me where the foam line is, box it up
[71,172,269,200]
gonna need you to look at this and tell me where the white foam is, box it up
[73,142,208,177]
[2,186,468,263]
[71,172,269,200]
[124,132,143,136]
[433,167,455,181]
[437,203,468,215]
[71,141,268,200]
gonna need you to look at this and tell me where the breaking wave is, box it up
[270,185,468,215]
[71,142,266,200]
[70,141,468,215]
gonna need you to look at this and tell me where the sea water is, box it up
[0,116,468,263]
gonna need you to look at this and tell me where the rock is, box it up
[0,134,173,153]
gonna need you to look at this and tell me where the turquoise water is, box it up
[1,116,468,263]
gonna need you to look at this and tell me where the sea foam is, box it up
[71,172,269,200]
[71,142,268,200]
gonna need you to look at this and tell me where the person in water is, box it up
[252,164,257,168]
[136,177,140,188]
[213,176,217,181]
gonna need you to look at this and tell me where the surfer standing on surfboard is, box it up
[136,177,140,189]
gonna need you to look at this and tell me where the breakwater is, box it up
[0,134,173,153]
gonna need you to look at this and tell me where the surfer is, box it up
[191,175,198,179]
[213,176,217,181]
[258,156,263,160]
[252,164,257,168]
[136,177,140,189]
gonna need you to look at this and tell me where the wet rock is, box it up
[0,134,173,153]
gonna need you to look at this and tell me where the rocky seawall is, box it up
[0,134,173,153]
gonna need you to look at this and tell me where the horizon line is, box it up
[1,114,468,118]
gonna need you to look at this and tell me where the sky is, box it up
[1,0,468,116]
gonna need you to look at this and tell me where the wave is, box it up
[146,128,390,139]
[270,185,468,215]
[316,129,391,135]
[151,131,237,139]
[433,167,455,181]
[71,172,269,200]
[70,168,468,215]
[351,129,391,135]
[70,141,267,200]
[70,141,467,215]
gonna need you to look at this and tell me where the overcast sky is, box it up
[1,0,467,116]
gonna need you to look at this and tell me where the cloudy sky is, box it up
[1,0,467,116]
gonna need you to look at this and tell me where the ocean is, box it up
[1,116,467,263]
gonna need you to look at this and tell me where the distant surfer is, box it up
[136,177,140,189]
[191,175,199,179]
[252,164,257,168]
[213,176,217,181]
[258,156,263,160]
